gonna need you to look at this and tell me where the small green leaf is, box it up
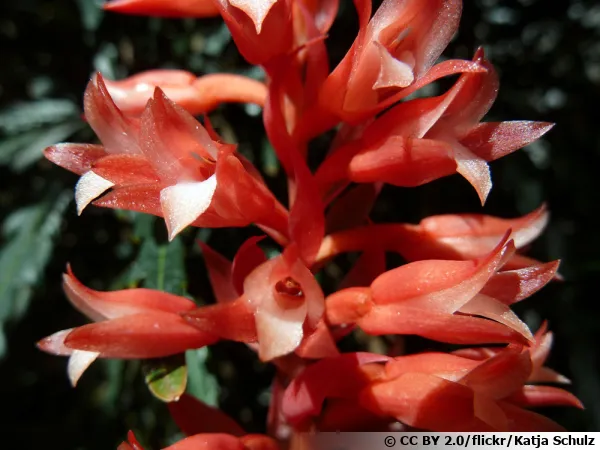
[143,354,188,402]
[185,348,219,407]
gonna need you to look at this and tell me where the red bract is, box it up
[37,267,217,385]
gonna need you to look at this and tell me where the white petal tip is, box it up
[75,171,114,215]
[160,176,217,240]
[228,0,278,34]
[68,350,100,387]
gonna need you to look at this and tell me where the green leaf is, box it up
[76,0,104,32]
[10,121,84,172]
[143,354,188,403]
[0,99,79,134]
[0,188,71,358]
[202,23,232,57]
[185,348,219,407]
[261,138,280,177]
[117,237,187,294]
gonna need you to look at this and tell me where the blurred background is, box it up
[0,0,599,448]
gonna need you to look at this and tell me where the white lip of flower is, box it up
[160,174,218,241]
[227,0,278,34]
[75,170,115,215]
[372,43,416,90]
[68,350,100,387]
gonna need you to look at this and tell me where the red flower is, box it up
[37,267,217,385]
[320,0,484,123]
[317,49,553,203]
[44,74,288,241]
[184,243,329,361]
[325,234,558,345]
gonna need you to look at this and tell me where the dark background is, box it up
[0,0,598,448]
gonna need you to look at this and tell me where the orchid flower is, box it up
[320,0,485,123]
[317,49,554,204]
[324,234,556,345]
[44,74,289,242]
[183,244,327,361]
[37,267,217,386]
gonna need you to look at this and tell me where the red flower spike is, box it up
[104,0,221,17]
[103,70,268,117]
[168,394,246,437]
